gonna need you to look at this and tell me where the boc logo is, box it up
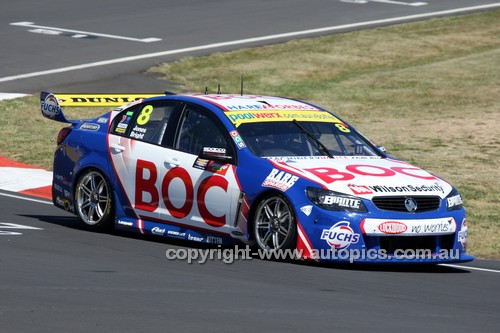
[321,221,360,250]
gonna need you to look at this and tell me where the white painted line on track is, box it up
[1,3,499,83]
[0,192,52,205]
[10,22,162,43]
[0,222,43,230]
[341,0,427,6]
[0,93,29,100]
[440,264,500,274]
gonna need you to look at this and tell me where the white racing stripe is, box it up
[10,22,162,43]
[0,192,52,205]
[1,3,499,83]
[440,264,500,274]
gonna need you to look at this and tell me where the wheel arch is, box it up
[247,189,297,241]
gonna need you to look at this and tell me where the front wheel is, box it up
[74,170,114,231]
[253,194,297,252]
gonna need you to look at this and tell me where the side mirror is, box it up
[199,147,233,164]
[376,145,387,153]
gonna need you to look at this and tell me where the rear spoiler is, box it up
[40,91,167,123]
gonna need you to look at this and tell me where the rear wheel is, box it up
[253,194,297,252]
[75,170,113,231]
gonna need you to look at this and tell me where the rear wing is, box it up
[40,92,165,123]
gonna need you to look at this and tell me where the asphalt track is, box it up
[0,0,499,93]
[1,191,500,332]
[1,1,500,332]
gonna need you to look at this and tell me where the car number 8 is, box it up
[335,123,350,132]
[137,105,154,125]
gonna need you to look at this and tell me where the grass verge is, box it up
[1,11,499,257]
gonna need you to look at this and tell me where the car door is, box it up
[108,100,180,223]
[159,103,242,233]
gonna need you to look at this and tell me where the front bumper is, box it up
[296,202,473,264]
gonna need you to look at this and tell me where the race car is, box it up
[41,91,473,263]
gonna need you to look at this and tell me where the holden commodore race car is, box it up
[41,91,473,263]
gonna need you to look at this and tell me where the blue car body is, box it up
[41,91,473,264]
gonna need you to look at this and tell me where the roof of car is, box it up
[187,94,322,112]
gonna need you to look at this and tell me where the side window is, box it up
[112,106,139,136]
[111,101,177,145]
[176,106,231,156]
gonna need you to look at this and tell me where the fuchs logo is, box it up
[320,221,360,250]
[457,219,468,249]
[378,221,408,235]
[347,184,372,195]
[41,94,61,119]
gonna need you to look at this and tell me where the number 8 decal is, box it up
[137,105,154,125]
[335,123,350,133]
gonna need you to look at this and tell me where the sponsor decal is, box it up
[115,127,126,134]
[347,184,373,195]
[300,205,313,216]
[203,147,226,155]
[378,221,408,235]
[53,183,63,193]
[135,160,229,227]
[362,217,456,236]
[303,164,437,185]
[321,221,360,250]
[63,189,71,198]
[126,111,134,116]
[117,220,133,227]
[226,110,341,126]
[55,197,70,211]
[225,104,319,111]
[368,182,444,194]
[80,123,100,131]
[41,94,62,119]
[118,114,132,127]
[167,230,187,239]
[97,117,108,123]
[447,194,463,208]
[151,226,166,236]
[55,94,160,107]
[54,173,71,186]
[188,234,204,242]
[458,219,468,249]
[267,156,330,162]
[206,236,223,244]
[229,130,246,149]
[193,157,209,170]
[130,125,146,140]
[323,195,361,209]
[206,161,229,174]
[262,168,299,192]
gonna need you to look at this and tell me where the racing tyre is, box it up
[75,170,114,231]
[253,194,297,252]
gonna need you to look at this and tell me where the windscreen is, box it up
[237,121,381,158]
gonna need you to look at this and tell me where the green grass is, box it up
[1,11,499,258]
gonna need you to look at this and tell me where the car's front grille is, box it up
[372,196,441,213]
[377,234,454,254]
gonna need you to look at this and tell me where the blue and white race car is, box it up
[41,91,473,263]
